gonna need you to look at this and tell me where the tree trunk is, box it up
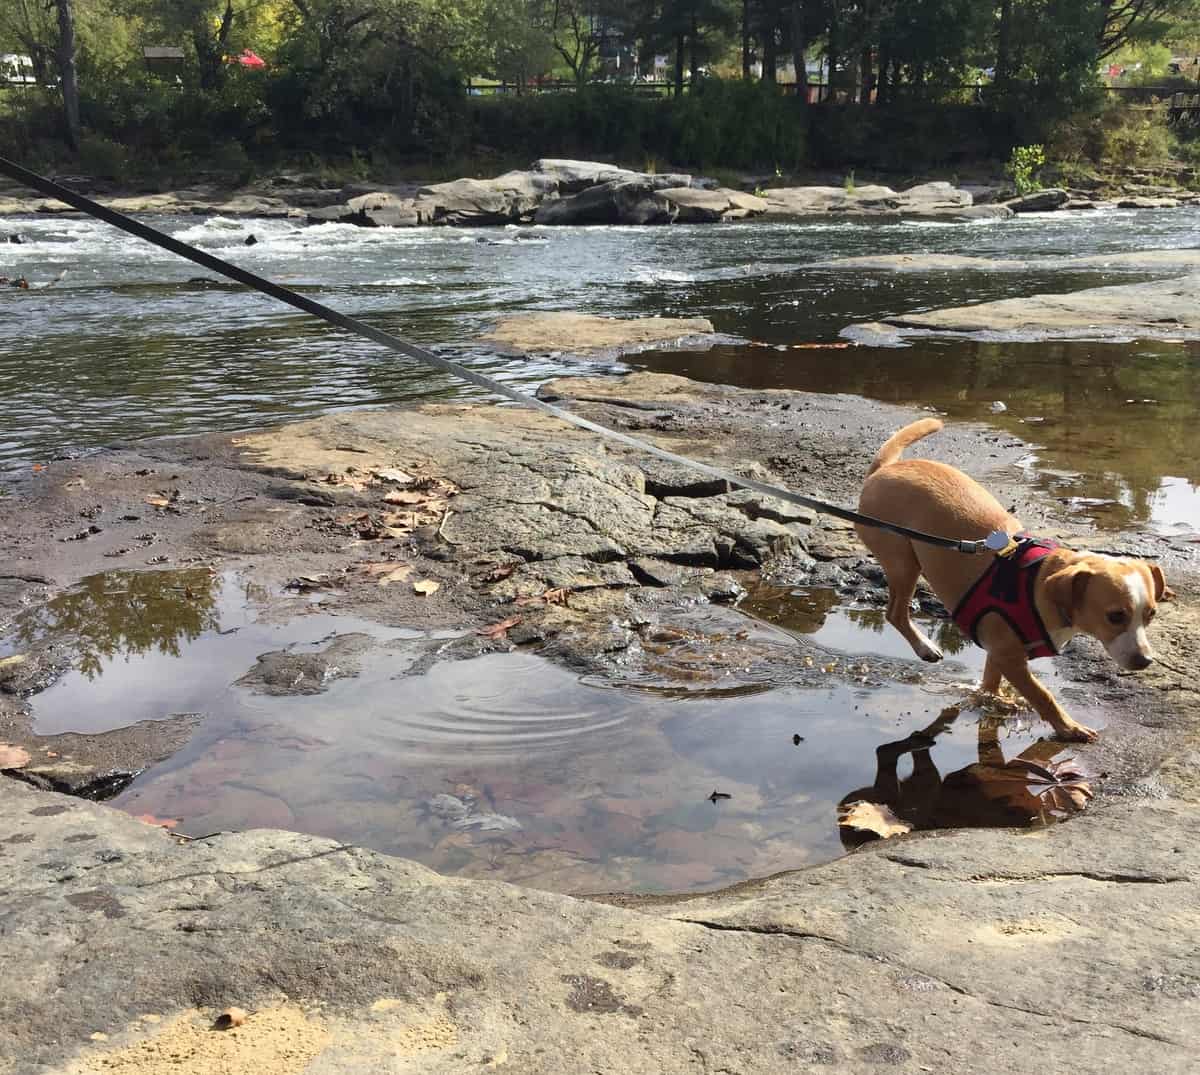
[689,10,700,86]
[54,0,80,152]
[762,21,777,83]
[860,45,872,103]
[674,33,685,95]
[876,44,890,105]
[827,0,839,100]
[743,0,752,79]
[996,0,1013,91]
[790,0,808,104]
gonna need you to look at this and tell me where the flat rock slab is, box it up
[2,778,1198,1073]
[480,312,719,355]
[816,248,1200,272]
[847,273,1200,343]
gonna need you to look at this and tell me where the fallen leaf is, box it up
[478,616,521,640]
[413,579,441,596]
[133,814,179,829]
[837,800,912,839]
[791,341,853,349]
[285,574,335,592]
[373,467,414,484]
[32,463,44,472]
[543,587,570,606]
[382,489,428,506]
[480,562,520,583]
[145,555,170,565]
[64,477,87,490]
[144,495,171,508]
[378,565,413,586]
[0,744,32,769]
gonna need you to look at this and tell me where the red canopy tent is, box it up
[234,49,266,69]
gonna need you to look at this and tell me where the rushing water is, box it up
[2,206,1196,892]
[2,206,1199,530]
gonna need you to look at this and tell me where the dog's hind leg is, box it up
[980,653,1003,694]
[860,530,944,663]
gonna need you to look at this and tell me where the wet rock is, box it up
[815,248,1200,273]
[307,191,422,228]
[236,634,370,696]
[481,312,718,357]
[700,573,744,603]
[1003,188,1070,212]
[763,181,974,219]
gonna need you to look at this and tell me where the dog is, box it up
[855,418,1173,742]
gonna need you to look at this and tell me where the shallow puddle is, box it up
[633,337,1200,535]
[6,569,1101,894]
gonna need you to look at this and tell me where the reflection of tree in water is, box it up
[12,569,219,681]
[845,607,970,655]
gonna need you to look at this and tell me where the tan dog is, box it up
[856,418,1173,742]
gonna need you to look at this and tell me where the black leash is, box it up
[0,155,1001,555]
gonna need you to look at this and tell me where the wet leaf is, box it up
[413,579,441,596]
[837,800,912,839]
[0,744,32,769]
[133,814,179,829]
[478,616,522,640]
[285,574,335,592]
[515,587,572,607]
[373,467,414,484]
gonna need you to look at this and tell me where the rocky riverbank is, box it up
[2,352,1199,1072]
[3,158,1197,231]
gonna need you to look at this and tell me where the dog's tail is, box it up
[868,418,943,476]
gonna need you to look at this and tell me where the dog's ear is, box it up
[1150,564,1176,603]
[1045,562,1092,619]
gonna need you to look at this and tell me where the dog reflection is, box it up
[838,708,1092,849]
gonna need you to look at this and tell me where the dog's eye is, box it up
[1106,610,1127,625]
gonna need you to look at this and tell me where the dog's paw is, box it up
[917,643,944,663]
[1054,721,1099,743]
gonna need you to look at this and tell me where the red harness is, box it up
[952,535,1062,659]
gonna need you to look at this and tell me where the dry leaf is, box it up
[378,565,413,586]
[382,489,427,506]
[480,562,520,583]
[837,800,912,839]
[64,477,87,490]
[373,467,414,484]
[144,495,171,508]
[413,579,441,596]
[133,814,179,829]
[478,616,522,640]
[0,743,32,769]
[543,587,570,606]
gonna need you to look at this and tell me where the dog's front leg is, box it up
[994,658,1098,742]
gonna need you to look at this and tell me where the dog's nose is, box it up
[1129,653,1153,670]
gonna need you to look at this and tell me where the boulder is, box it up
[894,180,973,212]
[533,179,679,226]
[658,187,769,222]
[763,184,901,216]
[528,159,690,194]
[904,204,1014,222]
[1003,188,1069,212]
[415,174,557,225]
[1117,196,1179,209]
[307,191,421,227]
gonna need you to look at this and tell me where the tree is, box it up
[55,0,81,150]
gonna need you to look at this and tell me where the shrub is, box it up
[77,132,130,182]
[1005,144,1045,194]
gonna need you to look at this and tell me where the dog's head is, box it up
[1045,553,1174,670]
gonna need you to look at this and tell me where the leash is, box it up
[0,155,1005,556]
